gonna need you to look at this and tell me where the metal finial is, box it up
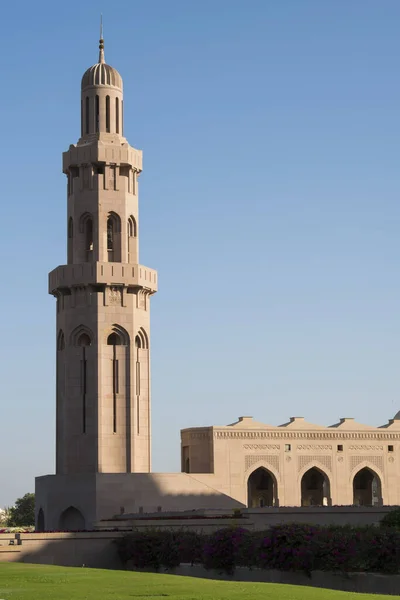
[99,14,105,63]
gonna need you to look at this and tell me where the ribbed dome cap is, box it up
[81,28,122,91]
[81,63,122,90]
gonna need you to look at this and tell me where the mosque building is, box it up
[35,33,400,531]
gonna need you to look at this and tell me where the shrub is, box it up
[362,528,400,574]
[381,508,400,529]
[256,523,318,574]
[117,524,400,575]
[203,527,253,575]
[116,530,182,571]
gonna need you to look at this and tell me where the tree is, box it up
[7,493,35,527]
[0,507,12,526]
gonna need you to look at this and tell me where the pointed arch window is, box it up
[57,330,65,351]
[71,327,93,434]
[77,333,92,347]
[128,216,137,238]
[107,218,114,251]
[135,328,148,435]
[67,218,73,263]
[107,326,129,434]
[85,219,93,258]
[107,212,121,262]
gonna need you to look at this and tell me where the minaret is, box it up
[50,30,157,475]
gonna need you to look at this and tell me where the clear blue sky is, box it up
[0,0,399,507]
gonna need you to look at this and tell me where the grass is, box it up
[0,563,397,600]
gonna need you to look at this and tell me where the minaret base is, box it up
[35,472,242,531]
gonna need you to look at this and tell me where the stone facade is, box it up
[35,33,400,533]
[181,415,400,508]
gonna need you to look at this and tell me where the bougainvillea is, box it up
[116,523,400,575]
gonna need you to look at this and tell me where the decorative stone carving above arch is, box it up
[245,455,280,477]
[298,455,332,475]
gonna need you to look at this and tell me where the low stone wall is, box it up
[0,532,125,569]
[98,505,397,532]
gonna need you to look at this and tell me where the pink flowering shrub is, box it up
[203,527,254,574]
[117,524,400,575]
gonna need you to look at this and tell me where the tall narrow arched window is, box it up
[107,218,114,251]
[57,330,65,351]
[80,213,94,262]
[116,97,119,134]
[121,100,124,135]
[71,327,93,434]
[81,100,83,137]
[78,335,89,435]
[68,217,73,263]
[128,216,137,238]
[107,212,121,262]
[85,219,93,253]
[135,328,148,436]
[107,327,129,435]
[106,95,110,133]
[85,96,89,134]
[95,95,100,133]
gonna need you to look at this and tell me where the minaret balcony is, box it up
[49,262,157,295]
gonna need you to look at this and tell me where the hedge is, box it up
[116,523,400,575]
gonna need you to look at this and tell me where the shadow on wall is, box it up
[36,471,246,532]
[0,532,125,569]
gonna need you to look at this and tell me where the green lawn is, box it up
[0,563,396,600]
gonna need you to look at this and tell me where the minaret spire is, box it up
[99,15,105,63]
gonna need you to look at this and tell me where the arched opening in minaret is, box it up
[353,468,382,506]
[107,326,129,436]
[128,216,137,263]
[107,213,121,262]
[116,97,120,134]
[106,95,110,133]
[57,330,65,351]
[74,330,92,433]
[77,333,91,347]
[85,96,89,134]
[128,216,137,238]
[107,332,121,346]
[68,217,73,263]
[95,95,100,133]
[135,329,149,437]
[79,213,94,262]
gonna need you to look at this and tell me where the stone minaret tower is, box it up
[49,31,157,476]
